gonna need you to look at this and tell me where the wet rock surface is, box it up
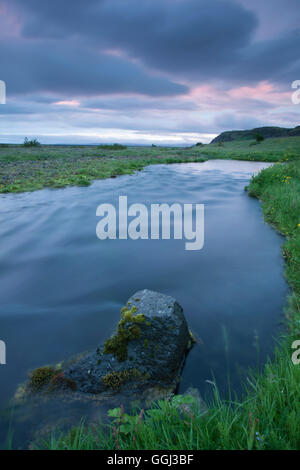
[64,289,192,394]
[21,290,193,400]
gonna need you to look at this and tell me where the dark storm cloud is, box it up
[0,39,187,97]
[237,0,300,39]
[236,30,300,84]
[8,0,300,86]
[11,0,258,78]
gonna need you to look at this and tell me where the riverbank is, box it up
[0,145,207,193]
[1,136,300,193]
[36,157,300,450]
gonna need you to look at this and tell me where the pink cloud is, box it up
[54,100,80,107]
[228,81,291,105]
[184,81,292,112]
[0,1,22,37]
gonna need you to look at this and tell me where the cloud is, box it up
[81,96,197,112]
[236,30,300,84]
[0,0,299,144]
[10,0,257,79]
[7,0,300,87]
[0,38,187,97]
[237,0,300,40]
[213,113,263,131]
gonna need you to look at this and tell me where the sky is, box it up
[0,0,299,145]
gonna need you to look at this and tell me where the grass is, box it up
[1,136,300,193]
[247,160,300,330]
[200,136,300,162]
[35,145,300,451]
[0,145,206,193]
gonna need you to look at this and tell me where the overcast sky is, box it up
[0,0,299,145]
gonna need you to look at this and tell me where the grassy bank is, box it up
[1,136,300,193]
[0,145,205,193]
[38,157,300,450]
[200,136,300,162]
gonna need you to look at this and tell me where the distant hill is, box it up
[211,126,300,144]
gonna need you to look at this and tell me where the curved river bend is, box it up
[0,160,287,446]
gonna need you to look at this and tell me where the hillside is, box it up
[211,125,300,143]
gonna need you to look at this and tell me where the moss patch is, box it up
[103,306,145,361]
[28,366,58,392]
[102,369,143,390]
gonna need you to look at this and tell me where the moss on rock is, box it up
[28,366,57,392]
[103,306,145,361]
[102,368,143,390]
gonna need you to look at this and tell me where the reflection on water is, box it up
[0,160,287,448]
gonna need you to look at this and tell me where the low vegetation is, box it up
[97,144,127,150]
[23,137,41,147]
[200,136,300,161]
[0,144,206,193]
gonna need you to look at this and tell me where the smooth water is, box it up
[0,160,287,447]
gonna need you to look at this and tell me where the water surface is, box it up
[0,160,287,446]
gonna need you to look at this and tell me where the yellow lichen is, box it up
[102,368,143,390]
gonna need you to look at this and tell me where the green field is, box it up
[200,135,300,161]
[1,136,300,193]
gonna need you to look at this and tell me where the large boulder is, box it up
[20,290,193,401]
[63,289,193,394]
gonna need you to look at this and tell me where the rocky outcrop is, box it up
[211,125,300,143]
[23,290,193,399]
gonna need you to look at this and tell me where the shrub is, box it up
[254,133,265,143]
[97,144,127,151]
[23,137,41,147]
